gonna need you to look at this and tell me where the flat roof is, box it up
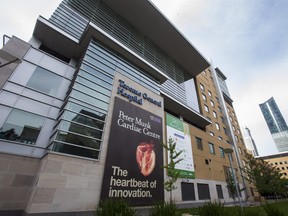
[33,0,210,83]
[103,0,210,79]
[257,151,288,160]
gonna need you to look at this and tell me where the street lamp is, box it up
[224,148,243,210]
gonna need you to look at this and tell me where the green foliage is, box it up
[226,171,237,200]
[162,137,183,203]
[150,201,179,216]
[95,199,136,216]
[198,201,234,216]
[235,207,263,216]
[263,202,285,216]
[241,153,286,197]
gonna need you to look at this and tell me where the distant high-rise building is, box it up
[259,97,288,152]
[242,127,259,156]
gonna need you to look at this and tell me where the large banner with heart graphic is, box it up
[100,97,164,206]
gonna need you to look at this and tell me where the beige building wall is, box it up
[0,153,40,211]
[259,153,288,179]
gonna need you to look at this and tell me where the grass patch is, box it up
[176,200,288,216]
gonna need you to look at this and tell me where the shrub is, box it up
[150,201,178,216]
[234,207,262,216]
[198,201,233,216]
[95,199,136,216]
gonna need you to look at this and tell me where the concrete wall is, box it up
[26,153,104,214]
[0,37,30,88]
[0,153,40,211]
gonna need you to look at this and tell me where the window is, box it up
[198,183,210,200]
[204,105,209,113]
[215,123,220,130]
[232,126,235,131]
[213,111,217,118]
[210,100,215,107]
[284,161,287,164]
[200,83,205,91]
[210,131,214,137]
[235,135,239,142]
[280,162,283,165]
[196,137,203,150]
[208,91,212,97]
[219,147,225,158]
[0,109,44,145]
[218,106,222,112]
[221,116,224,123]
[229,116,233,121]
[238,147,242,154]
[218,136,223,140]
[27,67,63,96]
[237,129,241,134]
[202,94,207,101]
[181,182,195,201]
[216,185,224,199]
[209,143,215,154]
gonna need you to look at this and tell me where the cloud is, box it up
[152,0,288,155]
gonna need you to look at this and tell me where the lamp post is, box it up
[224,148,243,210]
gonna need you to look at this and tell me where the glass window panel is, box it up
[71,90,109,111]
[74,83,110,102]
[52,142,99,159]
[77,73,112,92]
[209,143,215,154]
[56,131,101,150]
[64,111,104,129]
[81,64,113,83]
[27,67,63,96]
[59,120,103,140]
[84,55,115,76]
[86,49,117,69]
[219,147,225,158]
[67,102,106,121]
[0,109,44,145]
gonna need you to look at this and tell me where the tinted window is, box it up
[27,67,63,96]
[0,109,44,145]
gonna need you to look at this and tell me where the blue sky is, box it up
[1,0,288,156]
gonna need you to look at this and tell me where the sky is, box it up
[1,0,288,156]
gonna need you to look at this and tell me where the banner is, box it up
[166,113,195,179]
[100,97,164,205]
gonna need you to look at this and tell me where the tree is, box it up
[241,153,286,199]
[162,137,183,203]
[226,171,237,203]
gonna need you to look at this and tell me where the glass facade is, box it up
[50,40,160,159]
[259,97,288,134]
[27,67,63,96]
[0,109,45,145]
[259,97,288,152]
[49,0,199,111]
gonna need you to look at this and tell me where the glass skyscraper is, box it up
[259,97,288,152]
